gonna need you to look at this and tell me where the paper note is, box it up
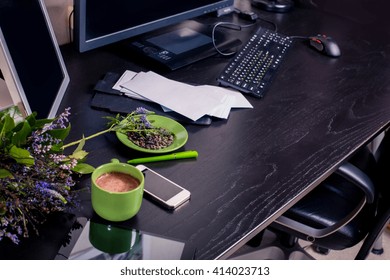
[118,70,252,121]
[112,70,150,101]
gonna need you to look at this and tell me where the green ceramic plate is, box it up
[116,115,188,154]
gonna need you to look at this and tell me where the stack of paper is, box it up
[113,70,253,121]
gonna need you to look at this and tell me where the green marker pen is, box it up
[127,150,198,165]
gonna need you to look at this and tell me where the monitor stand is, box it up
[125,20,242,70]
[251,0,294,13]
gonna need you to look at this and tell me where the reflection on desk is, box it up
[64,219,193,260]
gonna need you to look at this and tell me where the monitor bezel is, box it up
[0,0,69,119]
[74,0,234,52]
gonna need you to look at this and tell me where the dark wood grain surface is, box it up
[2,0,390,259]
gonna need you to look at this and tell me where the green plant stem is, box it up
[62,128,112,149]
[61,112,156,150]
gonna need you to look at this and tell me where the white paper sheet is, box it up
[117,70,252,121]
[112,70,150,101]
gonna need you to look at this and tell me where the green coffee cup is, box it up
[91,159,144,222]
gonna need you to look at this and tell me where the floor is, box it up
[230,226,390,260]
[302,227,390,260]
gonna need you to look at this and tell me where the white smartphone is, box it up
[136,165,191,210]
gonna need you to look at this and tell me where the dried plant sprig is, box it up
[62,107,157,149]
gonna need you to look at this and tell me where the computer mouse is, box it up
[309,34,341,57]
[251,0,294,13]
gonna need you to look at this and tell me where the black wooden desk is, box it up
[2,0,390,259]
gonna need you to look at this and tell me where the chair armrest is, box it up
[336,162,375,204]
[274,162,376,238]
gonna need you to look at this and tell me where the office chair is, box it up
[233,134,390,260]
[354,131,390,259]
[266,133,390,259]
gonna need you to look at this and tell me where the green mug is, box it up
[91,159,144,222]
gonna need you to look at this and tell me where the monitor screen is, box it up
[0,0,69,118]
[74,0,234,52]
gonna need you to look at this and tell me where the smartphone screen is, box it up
[138,165,190,209]
[143,168,183,201]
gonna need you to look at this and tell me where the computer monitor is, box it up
[74,0,235,52]
[0,0,69,118]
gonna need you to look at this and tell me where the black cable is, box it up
[211,21,256,56]
[211,8,279,56]
[289,35,310,40]
[258,17,278,32]
[236,8,278,32]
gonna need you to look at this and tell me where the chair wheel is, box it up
[371,248,384,255]
[313,245,330,255]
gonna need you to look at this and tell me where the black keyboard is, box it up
[217,27,293,98]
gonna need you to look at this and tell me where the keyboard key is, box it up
[217,27,293,98]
